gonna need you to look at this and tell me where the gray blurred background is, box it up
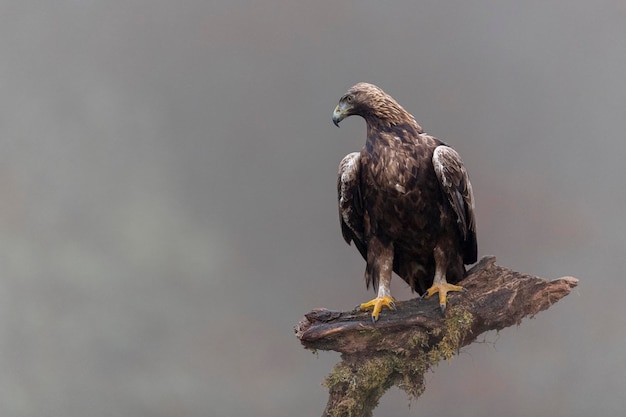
[0,1,624,416]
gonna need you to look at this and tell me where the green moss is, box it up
[324,356,397,417]
[324,356,395,393]
[407,331,428,350]
[324,362,355,390]
[428,308,474,363]
[323,309,475,416]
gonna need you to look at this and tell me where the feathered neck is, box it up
[346,83,424,134]
[365,103,423,134]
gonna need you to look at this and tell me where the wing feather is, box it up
[337,152,367,260]
[433,146,478,264]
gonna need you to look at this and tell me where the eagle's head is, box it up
[332,82,416,128]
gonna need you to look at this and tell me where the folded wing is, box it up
[337,152,367,261]
[433,146,478,264]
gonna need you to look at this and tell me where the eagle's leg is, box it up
[359,277,396,323]
[421,245,465,314]
[359,238,396,323]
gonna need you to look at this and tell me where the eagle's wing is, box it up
[433,145,478,264]
[337,152,367,261]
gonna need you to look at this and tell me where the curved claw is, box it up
[359,295,397,323]
[420,282,466,314]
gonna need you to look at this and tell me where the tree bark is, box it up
[294,256,578,417]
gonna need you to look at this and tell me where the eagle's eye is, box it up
[345,95,353,104]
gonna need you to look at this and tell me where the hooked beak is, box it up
[332,103,348,127]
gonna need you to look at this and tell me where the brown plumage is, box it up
[332,82,477,321]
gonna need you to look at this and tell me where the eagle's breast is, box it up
[360,129,445,243]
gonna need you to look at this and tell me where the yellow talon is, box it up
[421,282,465,313]
[359,295,397,322]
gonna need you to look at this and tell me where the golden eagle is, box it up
[332,82,477,322]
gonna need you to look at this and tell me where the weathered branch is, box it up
[294,256,578,417]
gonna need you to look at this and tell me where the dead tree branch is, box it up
[294,256,578,417]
